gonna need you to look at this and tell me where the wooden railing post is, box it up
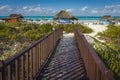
[74,27,115,80]
[104,70,114,80]
[0,28,63,80]
[0,61,5,80]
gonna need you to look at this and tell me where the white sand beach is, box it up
[85,24,107,37]
[82,23,108,42]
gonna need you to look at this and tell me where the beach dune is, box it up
[85,24,107,37]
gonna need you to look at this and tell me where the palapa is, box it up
[53,10,78,20]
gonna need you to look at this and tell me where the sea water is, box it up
[0,16,120,21]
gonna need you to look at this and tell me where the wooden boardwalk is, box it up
[37,33,87,80]
[0,28,114,80]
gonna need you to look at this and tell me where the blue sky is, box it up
[0,0,120,16]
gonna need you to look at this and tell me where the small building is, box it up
[4,14,24,23]
[0,19,5,22]
[100,15,113,25]
[102,20,110,25]
[111,19,120,25]
[53,10,78,24]
[5,17,19,22]
[100,15,112,20]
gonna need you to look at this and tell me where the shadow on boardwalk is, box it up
[37,33,87,80]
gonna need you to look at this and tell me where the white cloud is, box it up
[0,4,120,16]
[0,4,57,15]
[81,6,88,12]
[25,5,57,15]
[21,5,42,13]
[88,5,120,15]
[105,5,120,10]
[66,9,73,12]
[104,5,120,13]
[0,5,12,11]
[23,6,28,10]
[22,5,57,15]
[28,7,41,12]
[91,10,98,14]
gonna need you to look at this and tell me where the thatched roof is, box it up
[53,10,78,20]
[9,14,24,18]
[100,15,112,20]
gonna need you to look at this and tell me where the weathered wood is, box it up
[37,33,87,80]
[30,49,33,80]
[8,65,12,80]
[0,61,5,80]
[21,55,24,80]
[0,28,63,80]
[26,52,29,80]
[74,27,115,80]
[15,59,19,80]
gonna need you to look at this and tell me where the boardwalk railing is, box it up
[0,28,63,80]
[74,28,115,80]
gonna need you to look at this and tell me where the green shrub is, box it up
[55,24,93,33]
[38,24,53,35]
[90,36,120,80]
[97,24,120,50]
[95,24,120,79]
[0,22,53,60]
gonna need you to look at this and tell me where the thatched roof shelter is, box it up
[9,14,24,18]
[2,14,24,22]
[100,15,112,20]
[53,10,78,20]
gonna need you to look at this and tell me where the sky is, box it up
[0,0,120,16]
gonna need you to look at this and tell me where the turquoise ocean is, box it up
[0,16,120,21]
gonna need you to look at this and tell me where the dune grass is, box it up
[92,24,120,80]
[55,24,93,33]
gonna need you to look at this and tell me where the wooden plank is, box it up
[15,60,19,80]
[0,29,63,80]
[74,28,115,80]
[30,49,33,80]
[8,65,12,80]
[21,55,24,80]
[0,61,5,80]
[33,47,36,77]
[39,43,41,68]
[26,52,29,80]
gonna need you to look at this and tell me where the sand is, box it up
[84,24,107,37]
[83,24,108,42]
[62,24,107,43]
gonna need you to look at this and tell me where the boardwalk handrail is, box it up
[74,27,114,80]
[0,28,63,80]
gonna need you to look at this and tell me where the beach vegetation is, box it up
[0,22,92,60]
[55,24,93,33]
[97,24,120,50]
[90,37,120,80]
[0,22,53,60]
[92,24,120,80]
